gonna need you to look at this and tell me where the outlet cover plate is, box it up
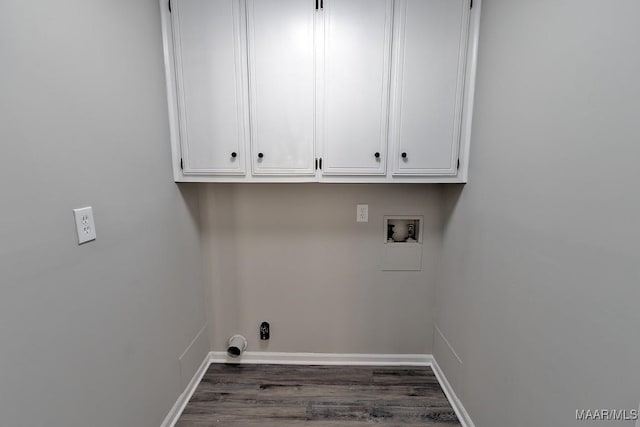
[357,204,368,222]
[73,206,96,244]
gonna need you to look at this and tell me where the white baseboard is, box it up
[430,357,476,427]
[178,325,209,390]
[210,351,432,366]
[161,351,474,427]
[160,352,210,427]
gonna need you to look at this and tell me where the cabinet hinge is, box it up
[319,158,323,170]
[168,0,171,12]
[315,158,318,170]
[180,158,183,170]
[457,158,460,170]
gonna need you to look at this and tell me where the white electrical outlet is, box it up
[73,206,96,244]
[356,204,368,222]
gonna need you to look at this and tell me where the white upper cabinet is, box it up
[319,0,393,176]
[389,0,470,176]
[246,0,316,176]
[171,0,249,175]
[161,0,481,182]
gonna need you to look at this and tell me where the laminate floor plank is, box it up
[176,364,461,426]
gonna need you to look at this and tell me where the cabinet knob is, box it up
[374,152,380,158]
[258,152,264,159]
[401,152,407,159]
[231,152,237,158]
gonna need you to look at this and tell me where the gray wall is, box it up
[4,0,638,425]
[201,184,441,354]
[0,1,208,426]
[434,0,640,426]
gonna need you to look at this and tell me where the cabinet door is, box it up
[389,0,469,176]
[172,0,249,175]
[320,0,393,176]
[246,0,316,176]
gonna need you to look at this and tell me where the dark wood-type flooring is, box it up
[176,364,461,426]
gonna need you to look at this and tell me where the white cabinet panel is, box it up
[320,0,393,176]
[390,0,469,176]
[247,0,316,176]
[172,0,248,175]
[162,0,480,182]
